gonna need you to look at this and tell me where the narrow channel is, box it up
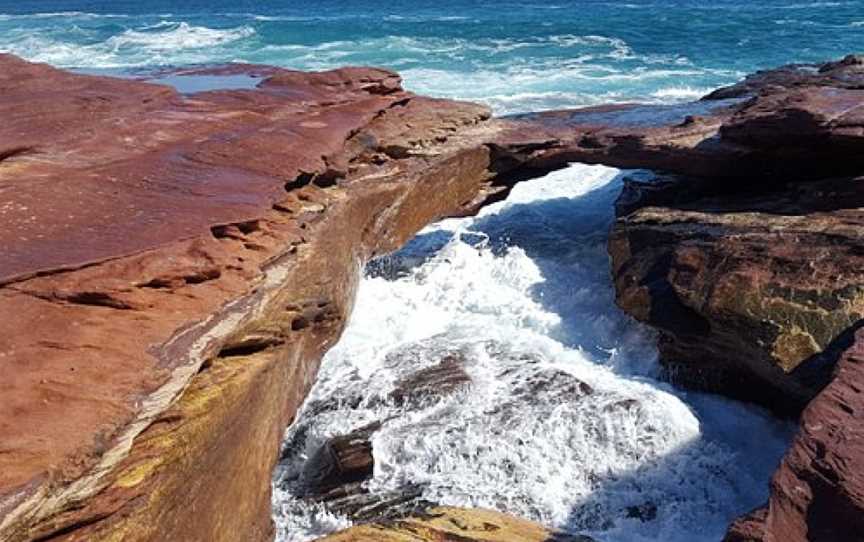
[272,163,794,542]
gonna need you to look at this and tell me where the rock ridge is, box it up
[0,54,501,541]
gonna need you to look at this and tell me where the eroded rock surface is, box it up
[490,55,864,413]
[0,54,501,542]
[315,507,595,542]
[495,54,864,540]
[4,50,864,542]
[490,54,864,540]
[726,328,864,542]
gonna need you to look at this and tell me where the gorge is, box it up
[0,51,863,542]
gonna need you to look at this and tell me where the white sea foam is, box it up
[0,21,256,67]
[106,22,254,51]
[272,164,793,542]
[399,65,737,114]
[650,86,713,101]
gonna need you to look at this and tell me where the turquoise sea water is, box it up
[0,0,862,113]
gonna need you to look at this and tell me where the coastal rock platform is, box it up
[2,52,864,542]
[0,54,501,541]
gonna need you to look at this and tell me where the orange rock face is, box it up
[0,54,501,541]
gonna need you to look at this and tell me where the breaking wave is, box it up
[0,21,256,67]
[272,164,794,542]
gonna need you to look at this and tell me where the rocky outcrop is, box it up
[500,54,863,540]
[4,50,864,542]
[487,54,864,414]
[315,506,594,542]
[0,54,503,541]
[726,327,864,542]
[608,172,864,412]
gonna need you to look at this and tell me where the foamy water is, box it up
[272,164,793,542]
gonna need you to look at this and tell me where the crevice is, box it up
[216,335,285,359]
[285,168,342,191]
[0,146,33,163]
[291,316,310,331]
[285,171,315,191]
[138,269,222,289]
[62,292,136,310]
[211,220,262,240]
[31,512,115,542]
[371,97,412,120]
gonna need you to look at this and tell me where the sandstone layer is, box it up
[726,328,864,542]
[4,51,864,542]
[490,55,864,415]
[515,55,863,540]
[315,506,593,542]
[0,54,503,541]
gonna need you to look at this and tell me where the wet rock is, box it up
[297,425,434,524]
[389,353,472,408]
[726,327,864,542]
[315,506,596,542]
[301,422,381,498]
[290,423,434,523]
[510,368,594,401]
[284,351,474,522]
[320,484,434,523]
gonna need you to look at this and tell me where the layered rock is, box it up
[487,54,864,413]
[500,55,864,540]
[315,506,594,542]
[4,50,864,542]
[491,54,864,540]
[0,54,502,541]
[608,173,864,412]
[726,328,864,542]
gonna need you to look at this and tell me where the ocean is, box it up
[2,2,859,541]
[0,0,862,113]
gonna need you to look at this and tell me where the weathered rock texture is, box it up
[315,507,594,542]
[495,54,864,541]
[725,327,864,542]
[4,50,864,542]
[489,54,864,414]
[0,54,503,542]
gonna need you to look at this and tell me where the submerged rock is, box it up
[389,353,472,408]
[301,422,381,499]
[277,334,699,537]
[278,346,474,523]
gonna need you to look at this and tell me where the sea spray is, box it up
[272,164,793,542]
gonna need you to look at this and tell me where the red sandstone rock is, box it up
[575,56,864,540]
[3,50,864,542]
[726,328,864,541]
[488,56,864,414]
[0,54,499,541]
